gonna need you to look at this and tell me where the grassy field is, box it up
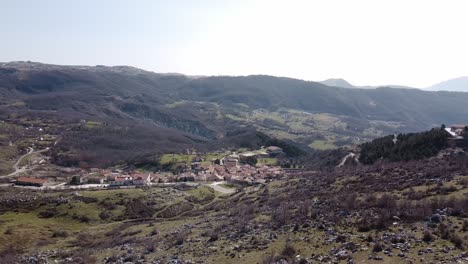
[160,154,195,165]
[185,186,216,204]
[0,186,213,257]
[257,157,277,165]
[85,121,102,128]
[309,139,337,150]
[160,152,232,166]
[224,113,244,121]
[0,146,18,175]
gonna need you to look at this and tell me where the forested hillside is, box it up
[359,127,450,164]
[2,62,468,166]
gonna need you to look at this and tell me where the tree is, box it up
[243,156,258,166]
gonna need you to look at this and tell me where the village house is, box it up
[151,173,172,183]
[87,176,105,184]
[109,177,127,187]
[445,125,467,139]
[71,175,85,185]
[177,172,196,182]
[223,155,239,169]
[105,172,121,182]
[71,175,105,185]
[450,125,467,135]
[132,173,153,185]
[15,177,49,187]
[266,146,283,156]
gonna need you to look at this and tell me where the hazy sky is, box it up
[1,0,468,87]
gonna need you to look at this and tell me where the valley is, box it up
[0,62,468,264]
[3,0,468,263]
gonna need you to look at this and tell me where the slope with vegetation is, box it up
[1,62,468,168]
[1,146,467,263]
[359,127,450,164]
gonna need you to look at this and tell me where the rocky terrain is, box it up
[0,144,467,263]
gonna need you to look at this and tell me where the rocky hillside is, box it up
[1,144,467,263]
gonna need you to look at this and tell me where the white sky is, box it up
[1,0,468,87]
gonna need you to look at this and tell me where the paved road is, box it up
[0,183,110,190]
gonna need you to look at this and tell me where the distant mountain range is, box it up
[1,61,468,166]
[320,77,468,92]
[426,76,468,92]
[319,78,415,90]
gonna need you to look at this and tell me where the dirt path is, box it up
[337,152,361,168]
[207,181,236,194]
[12,147,33,170]
[0,147,49,178]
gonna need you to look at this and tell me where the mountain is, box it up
[427,76,468,92]
[1,61,468,167]
[319,78,355,88]
[320,78,415,89]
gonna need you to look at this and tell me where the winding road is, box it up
[0,147,49,178]
[337,152,360,168]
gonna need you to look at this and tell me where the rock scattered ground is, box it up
[0,154,467,263]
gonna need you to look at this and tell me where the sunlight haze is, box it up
[1,0,467,87]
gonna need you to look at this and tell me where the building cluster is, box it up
[177,146,285,183]
[444,125,467,140]
[177,163,284,184]
[71,169,153,187]
[15,177,50,187]
[13,146,286,188]
[66,146,286,187]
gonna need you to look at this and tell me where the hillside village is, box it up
[5,123,468,190]
[8,146,290,189]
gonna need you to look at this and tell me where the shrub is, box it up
[208,233,218,242]
[79,215,91,223]
[99,211,111,220]
[150,228,159,236]
[272,203,290,229]
[146,241,157,253]
[422,230,434,242]
[0,245,22,263]
[449,234,464,249]
[372,242,383,252]
[39,208,58,218]
[174,231,189,246]
[280,242,296,258]
[462,220,468,232]
[125,198,155,219]
[438,224,450,239]
[52,230,69,238]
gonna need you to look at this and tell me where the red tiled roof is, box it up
[115,177,127,182]
[266,146,282,151]
[16,177,48,184]
[133,173,151,180]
